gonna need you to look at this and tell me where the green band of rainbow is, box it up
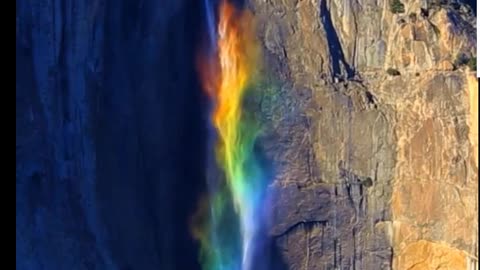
[191,1,267,270]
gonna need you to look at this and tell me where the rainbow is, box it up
[191,1,268,270]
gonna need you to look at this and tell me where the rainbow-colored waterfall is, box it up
[191,1,267,270]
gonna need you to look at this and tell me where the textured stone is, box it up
[395,240,467,270]
[16,0,477,269]
[16,1,207,269]
[250,0,477,269]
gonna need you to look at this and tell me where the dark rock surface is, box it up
[16,1,208,269]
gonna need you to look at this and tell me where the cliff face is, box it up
[16,1,207,269]
[16,0,477,269]
[252,0,478,269]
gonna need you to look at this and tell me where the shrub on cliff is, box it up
[468,57,476,71]
[454,54,476,71]
[386,68,401,76]
[454,53,469,67]
[409,12,417,23]
[390,0,405,14]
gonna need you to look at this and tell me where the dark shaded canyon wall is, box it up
[16,1,207,269]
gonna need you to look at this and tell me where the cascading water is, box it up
[203,0,217,51]
[191,0,269,270]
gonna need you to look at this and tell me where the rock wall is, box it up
[16,0,477,269]
[16,1,207,269]
[251,0,478,269]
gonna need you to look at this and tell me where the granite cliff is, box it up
[16,0,477,269]
[16,1,207,269]
[251,0,478,269]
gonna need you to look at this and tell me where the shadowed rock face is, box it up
[16,1,208,269]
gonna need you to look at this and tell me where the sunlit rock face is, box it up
[248,0,477,269]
